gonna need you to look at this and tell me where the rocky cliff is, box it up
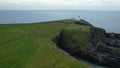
[53,20,120,68]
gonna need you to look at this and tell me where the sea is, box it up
[0,10,120,33]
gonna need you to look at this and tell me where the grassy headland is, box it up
[0,20,90,68]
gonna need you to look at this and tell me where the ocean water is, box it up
[0,10,120,33]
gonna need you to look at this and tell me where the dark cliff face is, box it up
[53,25,120,68]
[88,27,120,67]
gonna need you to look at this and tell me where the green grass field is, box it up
[0,20,90,68]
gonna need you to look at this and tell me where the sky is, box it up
[0,0,120,10]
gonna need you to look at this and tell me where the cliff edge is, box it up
[54,19,120,68]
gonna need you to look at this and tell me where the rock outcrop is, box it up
[53,20,120,68]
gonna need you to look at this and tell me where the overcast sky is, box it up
[0,0,120,10]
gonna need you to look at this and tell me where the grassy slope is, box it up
[0,20,90,68]
[57,23,91,54]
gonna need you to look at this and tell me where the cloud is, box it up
[0,0,120,10]
[0,0,120,6]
